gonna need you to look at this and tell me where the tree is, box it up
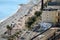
[8,35,15,40]
[6,25,12,35]
[34,11,42,17]
[13,31,21,40]
[7,31,21,40]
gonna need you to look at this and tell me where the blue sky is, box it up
[0,0,29,20]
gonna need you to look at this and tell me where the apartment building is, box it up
[42,0,60,24]
[42,9,58,23]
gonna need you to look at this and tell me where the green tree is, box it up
[34,11,42,17]
[13,31,21,40]
[8,35,15,40]
[25,16,36,29]
[6,25,12,35]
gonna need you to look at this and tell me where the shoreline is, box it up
[0,6,20,23]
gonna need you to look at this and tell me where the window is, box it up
[58,12,60,16]
[58,12,60,23]
[25,15,27,16]
[18,20,21,22]
[47,15,48,16]
[58,19,60,22]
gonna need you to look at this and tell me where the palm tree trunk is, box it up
[8,30,10,35]
[9,30,11,35]
[8,30,11,35]
[41,0,43,10]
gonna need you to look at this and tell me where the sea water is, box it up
[0,0,29,20]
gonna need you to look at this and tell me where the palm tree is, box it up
[6,25,12,35]
[13,32,20,40]
[8,35,15,40]
[25,16,36,30]
[35,11,42,17]
[41,0,43,10]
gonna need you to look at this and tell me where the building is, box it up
[42,0,60,24]
[42,9,58,23]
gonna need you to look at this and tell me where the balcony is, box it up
[56,16,60,19]
[48,2,60,6]
[43,8,57,11]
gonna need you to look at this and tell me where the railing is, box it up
[47,28,60,40]
[31,27,51,40]
[48,33,60,40]
[48,2,60,6]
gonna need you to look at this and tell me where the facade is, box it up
[42,0,60,24]
[42,9,58,23]
[56,10,60,22]
[51,0,60,2]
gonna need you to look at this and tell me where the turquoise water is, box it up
[0,0,29,20]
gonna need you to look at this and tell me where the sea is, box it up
[0,0,29,21]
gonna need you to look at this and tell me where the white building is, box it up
[42,9,58,23]
[42,0,60,24]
